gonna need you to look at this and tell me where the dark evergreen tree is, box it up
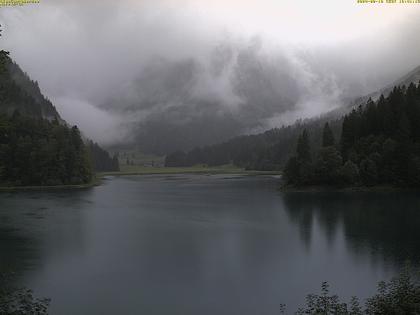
[164,118,341,171]
[284,129,314,185]
[88,141,120,172]
[297,129,312,163]
[340,160,359,184]
[283,82,420,187]
[283,157,300,185]
[359,158,378,186]
[0,113,92,186]
[322,122,335,147]
[314,147,342,184]
[0,31,93,186]
[164,79,420,189]
[165,150,187,167]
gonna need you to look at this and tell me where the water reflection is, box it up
[283,192,420,267]
[0,189,94,283]
[1,177,419,314]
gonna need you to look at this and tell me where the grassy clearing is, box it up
[114,150,165,167]
[0,166,281,192]
[100,164,281,177]
[109,149,281,176]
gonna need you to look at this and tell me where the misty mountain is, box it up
[165,63,420,170]
[103,39,310,154]
[346,64,420,112]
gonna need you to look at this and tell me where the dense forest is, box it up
[165,117,342,170]
[284,83,420,187]
[0,112,92,186]
[166,81,420,187]
[0,61,60,120]
[0,29,118,186]
[163,61,420,174]
[88,141,120,172]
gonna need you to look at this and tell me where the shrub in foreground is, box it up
[285,268,420,314]
[0,274,50,315]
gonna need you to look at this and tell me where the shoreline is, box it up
[98,167,282,177]
[0,177,102,192]
[0,169,281,192]
[2,171,417,193]
[279,184,419,193]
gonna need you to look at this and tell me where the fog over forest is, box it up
[1,0,420,152]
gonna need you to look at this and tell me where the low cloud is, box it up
[1,0,420,148]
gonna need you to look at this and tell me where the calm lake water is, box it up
[1,175,420,314]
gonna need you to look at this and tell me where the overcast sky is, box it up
[1,0,420,144]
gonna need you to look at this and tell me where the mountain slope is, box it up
[103,40,315,154]
[0,60,61,119]
[345,65,420,112]
[283,82,420,187]
[165,64,420,170]
[0,57,119,178]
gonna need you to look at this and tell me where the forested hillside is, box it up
[0,113,92,186]
[164,63,420,172]
[165,115,342,170]
[284,83,420,187]
[0,30,118,186]
[0,60,61,119]
[88,141,120,172]
[166,82,420,188]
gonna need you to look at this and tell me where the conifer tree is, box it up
[322,122,335,147]
[297,129,311,163]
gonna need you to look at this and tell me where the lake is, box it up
[1,175,419,314]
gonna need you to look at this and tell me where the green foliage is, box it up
[88,141,119,172]
[339,85,420,186]
[407,156,420,186]
[284,129,343,186]
[289,269,420,315]
[0,288,50,315]
[165,150,188,167]
[0,25,58,119]
[0,274,50,315]
[359,158,378,187]
[314,147,343,184]
[0,60,60,119]
[0,113,92,186]
[295,282,362,315]
[365,269,420,314]
[284,156,300,184]
[297,130,312,163]
[322,123,335,147]
[284,130,315,185]
[166,81,420,188]
[284,83,420,187]
[340,160,360,184]
[164,118,342,171]
[0,36,94,186]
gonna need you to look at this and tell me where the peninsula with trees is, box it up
[284,84,420,188]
